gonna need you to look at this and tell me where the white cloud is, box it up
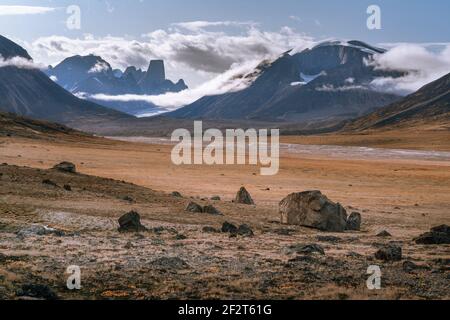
[367,44,450,94]
[88,61,110,74]
[316,84,368,92]
[0,5,55,16]
[0,55,43,69]
[77,59,265,109]
[171,20,258,32]
[26,22,316,86]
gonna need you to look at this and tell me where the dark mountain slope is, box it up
[345,72,450,131]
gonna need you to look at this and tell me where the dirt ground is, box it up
[0,134,449,300]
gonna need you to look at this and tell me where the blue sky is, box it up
[1,0,450,90]
[1,0,449,43]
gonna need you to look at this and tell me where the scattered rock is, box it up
[414,225,450,245]
[118,211,147,233]
[186,202,203,213]
[42,179,58,187]
[202,226,220,233]
[203,205,222,216]
[273,228,296,236]
[175,234,187,240]
[63,185,72,191]
[403,260,420,272]
[279,191,348,232]
[375,244,402,262]
[222,222,238,234]
[377,230,392,237]
[210,196,221,201]
[171,191,183,198]
[122,196,133,202]
[346,212,362,231]
[237,224,254,237]
[53,161,76,173]
[16,284,58,300]
[287,244,325,255]
[151,257,189,270]
[317,235,341,243]
[235,187,255,205]
[17,225,65,238]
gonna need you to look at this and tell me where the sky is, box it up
[1,0,450,108]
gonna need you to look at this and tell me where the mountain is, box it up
[168,41,402,123]
[344,72,450,131]
[0,35,131,127]
[139,60,188,95]
[47,57,187,114]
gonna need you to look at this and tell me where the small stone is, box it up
[222,222,238,234]
[346,212,362,231]
[202,226,220,233]
[42,179,58,187]
[317,235,341,243]
[403,260,419,272]
[375,244,402,262]
[186,202,203,213]
[63,185,72,191]
[210,196,221,201]
[235,187,255,205]
[118,211,147,233]
[53,162,76,173]
[203,205,222,215]
[122,196,133,202]
[376,230,392,237]
[237,224,254,237]
[175,234,187,240]
[171,191,183,198]
[16,284,58,300]
[151,257,188,270]
[287,244,325,255]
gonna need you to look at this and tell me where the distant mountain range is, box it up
[0,35,131,127]
[1,34,448,136]
[168,41,402,123]
[46,55,187,114]
[345,72,450,131]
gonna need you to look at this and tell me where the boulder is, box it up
[346,212,362,231]
[279,191,348,232]
[235,187,255,205]
[375,244,402,262]
[237,224,254,237]
[186,202,203,213]
[53,161,76,173]
[414,225,450,245]
[118,211,147,232]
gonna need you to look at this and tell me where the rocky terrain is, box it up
[0,160,448,300]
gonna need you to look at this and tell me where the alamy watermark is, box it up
[366,265,382,290]
[171,121,280,176]
[367,5,382,30]
[66,5,81,30]
[66,265,81,290]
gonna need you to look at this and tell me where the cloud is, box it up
[0,5,55,16]
[316,84,368,92]
[289,16,301,22]
[88,61,110,74]
[367,44,450,94]
[171,20,258,32]
[26,22,316,86]
[77,59,265,109]
[0,55,43,69]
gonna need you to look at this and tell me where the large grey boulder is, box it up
[414,225,450,245]
[53,161,76,173]
[279,191,348,232]
[346,212,362,231]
